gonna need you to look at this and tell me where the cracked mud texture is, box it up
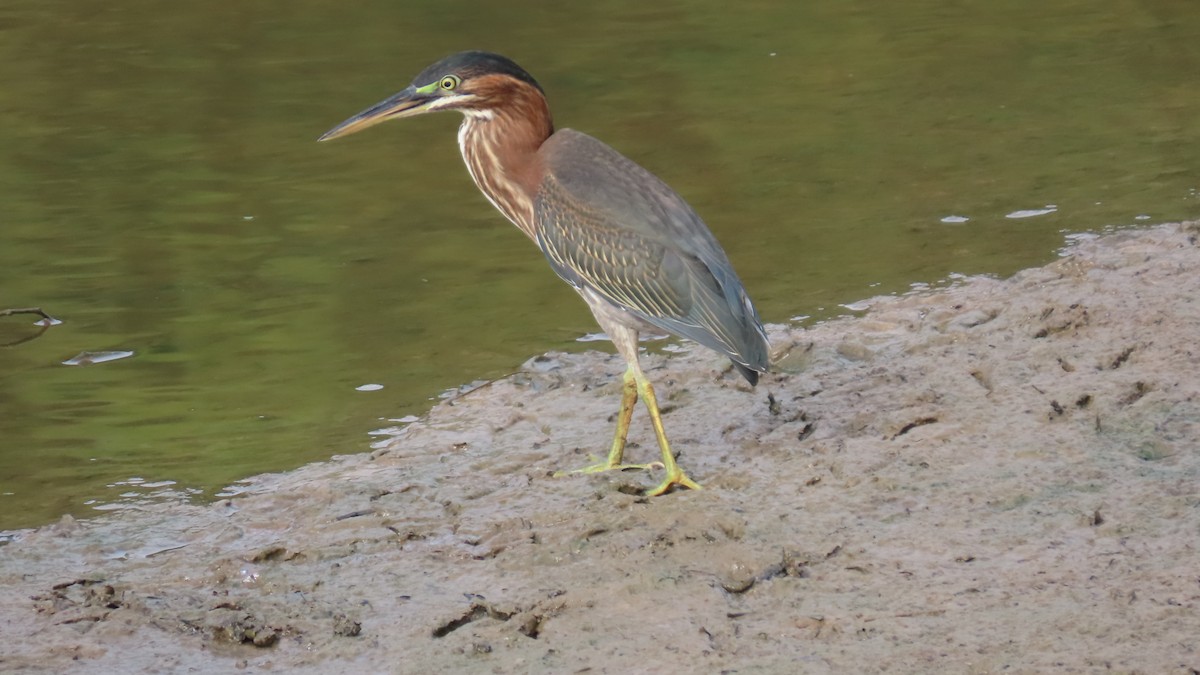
[2,223,1199,673]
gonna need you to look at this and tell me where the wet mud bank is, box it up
[2,223,1198,673]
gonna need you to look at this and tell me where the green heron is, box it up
[320,51,769,496]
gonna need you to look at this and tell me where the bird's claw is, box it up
[644,469,703,497]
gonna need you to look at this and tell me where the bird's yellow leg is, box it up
[636,372,703,496]
[555,366,658,476]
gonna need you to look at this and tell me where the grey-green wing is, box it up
[534,130,768,382]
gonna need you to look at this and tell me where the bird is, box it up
[319,51,769,496]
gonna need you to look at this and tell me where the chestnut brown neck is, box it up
[456,80,554,240]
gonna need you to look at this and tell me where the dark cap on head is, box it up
[412,51,543,93]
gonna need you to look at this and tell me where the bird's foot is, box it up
[554,458,662,478]
[645,466,703,497]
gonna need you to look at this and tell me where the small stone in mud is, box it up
[719,561,758,594]
[249,628,279,647]
[83,584,121,610]
[333,612,362,637]
[518,614,545,639]
[207,610,281,647]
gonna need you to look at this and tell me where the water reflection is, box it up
[0,308,61,347]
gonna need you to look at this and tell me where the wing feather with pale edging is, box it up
[533,130,768,380]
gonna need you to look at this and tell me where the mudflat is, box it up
[2,223,1197,673]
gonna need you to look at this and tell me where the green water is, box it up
[1,0,1197,530]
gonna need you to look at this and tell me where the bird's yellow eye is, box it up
[439,75,460,91]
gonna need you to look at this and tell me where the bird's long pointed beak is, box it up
[318,85,434,142]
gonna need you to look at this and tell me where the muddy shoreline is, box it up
[2,223,1198,673]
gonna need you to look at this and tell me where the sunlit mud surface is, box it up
[2,224,1198,673]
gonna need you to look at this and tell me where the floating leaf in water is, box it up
[1005,205,1058,219]
[62,350,135,366]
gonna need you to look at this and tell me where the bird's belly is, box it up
[577,286,660,337]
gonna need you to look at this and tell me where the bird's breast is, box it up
[457,115,543,241]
